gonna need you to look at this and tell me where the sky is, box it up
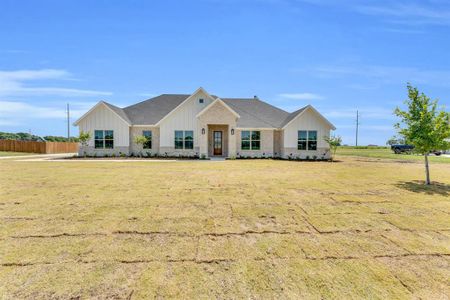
[0,0,449,145]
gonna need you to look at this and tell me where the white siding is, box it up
[78,104,130,147]
[159,90,214,147]
[283,109,332,148]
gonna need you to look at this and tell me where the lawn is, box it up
[0,151,31,157]
[0,156,449,298]
[337,146,450,163]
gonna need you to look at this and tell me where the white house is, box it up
[74,87,336,159]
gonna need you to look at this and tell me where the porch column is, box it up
[228,124,237,157]
[199,122,208,158]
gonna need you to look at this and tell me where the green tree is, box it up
[133,135,148,157]
[43,135,79,142]
[323,135,342,162]
[395,84,450,185]
[78,131,91,146]
[78,131,91,157]
[386,135,405,146]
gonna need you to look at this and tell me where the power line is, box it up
[355,110,361,146]
[67,103,70,142]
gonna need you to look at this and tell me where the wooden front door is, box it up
[213,131,222,155]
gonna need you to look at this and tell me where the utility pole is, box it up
[355,110,360,146]
[67,103,70,142]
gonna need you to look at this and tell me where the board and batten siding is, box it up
[159,90,214,147]
[78,104,130,147]
[283,109,332,149]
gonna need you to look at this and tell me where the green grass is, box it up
[337,146,450,163]
[0,151,32,157]
[0,157,449,298]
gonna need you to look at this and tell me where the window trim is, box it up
[174,130,194,150]
[241,130,261,151]
[297,130,317,151]
[94,130,114,149]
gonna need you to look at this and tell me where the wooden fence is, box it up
[0,140,78,154]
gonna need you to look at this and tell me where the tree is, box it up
[324,135,342,162]
[394,84,450,185]
[78,131,91,146]
[78,131,91,157]
[44,135,79,142]
[133,135,148,157]
[386,135,405,146]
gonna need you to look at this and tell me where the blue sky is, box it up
[0,0,449,145]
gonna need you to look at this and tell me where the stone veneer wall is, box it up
[235,129,275,158]
[273,130,283,158]
[129,126,160,155]
[159,146,200,157]
[78,145,129,156]
[282,147,330,159]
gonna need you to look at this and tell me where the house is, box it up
[74,87,336,159]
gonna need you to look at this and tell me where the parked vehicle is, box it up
[391,144,414,154]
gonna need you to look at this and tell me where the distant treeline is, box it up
[0,132,79,142]
[338,145,388,149]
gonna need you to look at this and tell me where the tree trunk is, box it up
[424,153,431,185]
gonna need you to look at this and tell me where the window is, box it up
[94,130,114,149]
[175,131,184,149]
[308,130,317,150]
[184,130,194,149]
[298,131,307,150]
[174,130,194,150]
[241,130,260,150]
[143,130,152,149]
[297,130,317,150]
[199,98,204,104]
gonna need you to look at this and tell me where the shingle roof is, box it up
[123,94,190,125]
[101,94,311,129]
[280,106,309,127]
[102,101,132,124]
[222,98,291,128]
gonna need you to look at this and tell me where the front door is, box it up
[213,131,222,155]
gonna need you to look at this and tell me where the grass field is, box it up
[0,151,31,157]
[337,146,450,163]
[0,155,449,298]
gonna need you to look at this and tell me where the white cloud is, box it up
[296,0,450,26]
[278,93,324,100]
[0,100,95,127]
[302,64,450,87]
[323,107,396,120]
[0,69,112,97]
[336,124,394,131]
[355,3,450,25]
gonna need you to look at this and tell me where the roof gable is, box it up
[73,101,131,126]
[282,105,336,130]
[196,98,240,119]
[155,87,216,126]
